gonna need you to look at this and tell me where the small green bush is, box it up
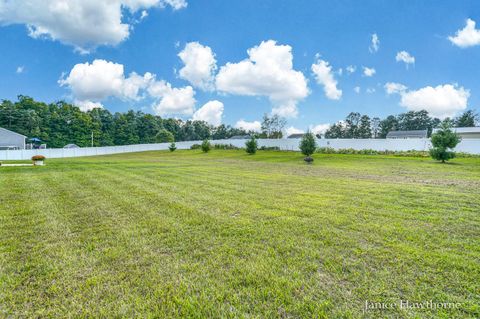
[190,144,201,150]
[169,142,176,152]
[259,146,280,151]
[201,139,211,153]
[213,143,239,150]
[245,137,258,154]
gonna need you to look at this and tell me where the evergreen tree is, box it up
[245,137,257,154]
[430,121,461,163]
[299,132,317,162]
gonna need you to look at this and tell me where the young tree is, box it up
[245,137,257,154]
[430,121,461,163]
[299,132,317,163]
[201,139,211,153]
[169,142,176,152]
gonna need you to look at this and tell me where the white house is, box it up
[0,127,26,150]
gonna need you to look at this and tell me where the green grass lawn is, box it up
[1,150,479,318]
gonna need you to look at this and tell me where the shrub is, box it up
[31,155,46,161]
[169,142,176,152]
[299,132,317,162]
[190,144,201,150]
[259,146,280,151]
[245,137,258,154]
[429,121,461,163]
[213,143,239,150]
[201,139,211,153]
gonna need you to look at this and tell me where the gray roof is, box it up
[63,144,80,149]
[0,127,26,138]
[287,133,305,139]
[433,127,480,134]
[386,130,428,138]
[229,135,251,139]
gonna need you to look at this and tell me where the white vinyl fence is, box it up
[1,138,480,160]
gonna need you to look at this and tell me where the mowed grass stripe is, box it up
[1,151,479,318]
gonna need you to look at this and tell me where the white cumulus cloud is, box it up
[60,59,196,115]
[385,82,470,119]
[449,19,480,48]
[311,58,342,100]
[234,119,262,132]
[384,82,407,95]
[215,40,309,118]
[363,66,376,77]
[395,51,415,67]
[369,33,380,53]
[0,0,187,52]
[178,42,217,90]
[285,126,304,136]
[353,86,361,94]
[192,100,224,125]
[346,65,356,74]
[59,59,153,105]
[310,123,330,135]
[148,80,196,116]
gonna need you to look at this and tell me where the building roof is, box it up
[287,133,305,139]
[433,127,480,134]
[63,144,80,149]
[0,127,27,138]
[386,130,428,138]
[229,135,251,139]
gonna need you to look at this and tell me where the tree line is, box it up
[0,96,478,147]
[0,96,250,148]
[324,110,478,139]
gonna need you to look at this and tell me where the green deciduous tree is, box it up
[156,129,175,143]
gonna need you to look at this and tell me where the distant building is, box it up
[287,133,305,139]
[0,127,26,150]
[433,127,480,139]
[63,144,80,149]
[386,130,428,139]
[288,133,322,139]
[229,135,251,140]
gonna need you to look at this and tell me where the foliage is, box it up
[430,120,461,163]
[213,143,240,150]
[168,142,176,152]
[299,132,317,157]
[0,96,248,148]
[260,113,286,138]
[31,155,46,161]
[245,137,258,154]
[201,139,211,153]
[316,147,433,157]
[156,129,174,143]
[190,144,201,150]
[259,146,280,151]
[454,110,478,127]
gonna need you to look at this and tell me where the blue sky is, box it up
[0,0,479,133]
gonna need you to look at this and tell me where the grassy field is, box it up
[1,150,479,318]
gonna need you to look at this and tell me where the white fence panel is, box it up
[1,138,480,160]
